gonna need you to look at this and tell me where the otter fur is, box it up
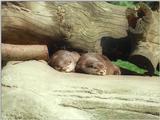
[49,50,80,72]
[76,53,121,75]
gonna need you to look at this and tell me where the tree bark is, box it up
[126,3,160,75]
[2,1,128,53]
[2,43,49,61]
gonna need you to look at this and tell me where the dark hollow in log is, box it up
[125,3,160,75]
[101,36,132,61]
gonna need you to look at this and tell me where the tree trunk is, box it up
[126,3,160,75]
[2,1,128,53]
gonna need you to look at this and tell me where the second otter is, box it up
[76,53,121,75]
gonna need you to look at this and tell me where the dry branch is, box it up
[2,43,49,61]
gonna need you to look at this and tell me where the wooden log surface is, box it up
[127,5,160,72]
[2,60,160,120]
[2,43,49,61]
[2,1,160,74]
[2,1,128,53]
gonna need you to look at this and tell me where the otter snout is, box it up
[97,69,106,75]
[55,62,75,72]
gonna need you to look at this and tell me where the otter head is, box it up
[49,50,78,72]
[86,61,106,75]
[53,57,75,72]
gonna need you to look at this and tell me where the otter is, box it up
[76,53,121,75]
[49,50,80,72]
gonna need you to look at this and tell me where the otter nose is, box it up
[99,70,106,75]
[62,66,72,72]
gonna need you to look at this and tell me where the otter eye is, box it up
[87,64,93,68]
[88,64,98,69]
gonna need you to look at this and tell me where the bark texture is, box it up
[126,3,160,74]
[2,1,128,53]
[2,43,49,61]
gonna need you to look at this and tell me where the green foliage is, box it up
[112,59,147,74]
[112,59,160,76]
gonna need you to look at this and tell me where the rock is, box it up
[2,60,160,120]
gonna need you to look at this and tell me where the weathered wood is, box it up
[2,1,128,53]
[2,61,160,120]
[2,43,49,61]
[126,3,160,74]
[2,1,160,74]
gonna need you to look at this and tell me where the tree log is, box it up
[2,43,49,61]
[2,1,160,74]
[125,3,160,75]
[2,1,128,53]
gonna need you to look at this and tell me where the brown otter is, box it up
[49,50,80,72]
[76,53,121,75]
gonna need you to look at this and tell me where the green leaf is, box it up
[112,59,147,74]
